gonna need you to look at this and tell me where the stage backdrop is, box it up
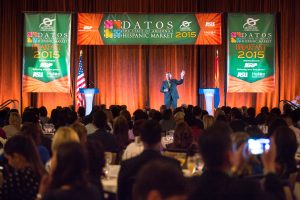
[77,13,222,45]
[23,13,71,93]
[227,13,275,93]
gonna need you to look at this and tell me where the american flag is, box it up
[76,51,86,107]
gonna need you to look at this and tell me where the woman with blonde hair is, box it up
[46,127,80,172]
[51,127,80,154]
[203,115,214,130]
[2,112,21,138]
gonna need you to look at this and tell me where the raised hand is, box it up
[180,70,185,79]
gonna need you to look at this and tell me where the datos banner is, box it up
[23,13,71,92]
[227,13,275,93]
[77,13,222,45]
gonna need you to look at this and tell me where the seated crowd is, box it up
[0,104,299,200]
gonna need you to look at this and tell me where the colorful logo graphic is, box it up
[104,20,122,39]
[27,32,39,43]
[230,32,242,43]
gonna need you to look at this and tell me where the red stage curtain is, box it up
[0,0,299,114]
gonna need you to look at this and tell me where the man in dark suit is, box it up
[87,110,118,152]
[160,70,185,109]
[117,120,181,200]
[188,122,285,200]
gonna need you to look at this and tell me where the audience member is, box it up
[160,109,176,132]
[203,115,214,130]
[86,140,105,197]
[87,111,118,152]
[117,120,180,200]
[2,112,21,138]
[166,122,193,151]
[122,119,145,160]
[133,160,187,200]
[70,122,88,145]
[188,122,285,200]
[0,135,46,200]
[113,116,130,151]
[39,106,49,125]
[20,122,50,164]
[39,142,102,200]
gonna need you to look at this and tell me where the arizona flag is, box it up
[214,49,220,109]
[214,49,219,88]
[76,50,86,107]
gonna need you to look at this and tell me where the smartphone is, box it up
[247,138,270,155]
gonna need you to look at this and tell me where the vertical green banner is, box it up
[23,13,71,93]
[227,13,275,92]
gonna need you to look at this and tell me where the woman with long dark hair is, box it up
[38,142,102,200]
[0,134,46,200]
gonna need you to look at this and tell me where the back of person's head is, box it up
[113,116,129,149]
[203,115,214,129]
[215,114,227,123]
[173,107,183,116]
[22,109,39,124]
[247,107,256,118]
[20,122,42,145]
[199,122,232,170]
[77,106,85,119]
[193,106,202,117]
[162,109,172,120]
[120,110,131,122]
[8,112,21,129]
[70,122,87,145]
[4,134,45,176]
[174,111,185,124]
[270,107,281,117]
[140,120,162,146]
[39,106,48,117]
[110,105,122,119]
[231,107,243,120]
[50,142,88,189]
[86,140,105,178]
[93,110,107,129]
[173,122,193,149]
[52,127,80,154]
[273,127,298,170]
[104,109,113,124]
[268,118,288,137]
[150,110,162,122]
[214,108,225,119]
[201,110,209,119]
[261,106,269,114]
[133,119,146,137]
[0,109,9,127]
[160,105,167,113]
[133,160,186,200]
[133,109,148,122]
[230,119,247,132]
